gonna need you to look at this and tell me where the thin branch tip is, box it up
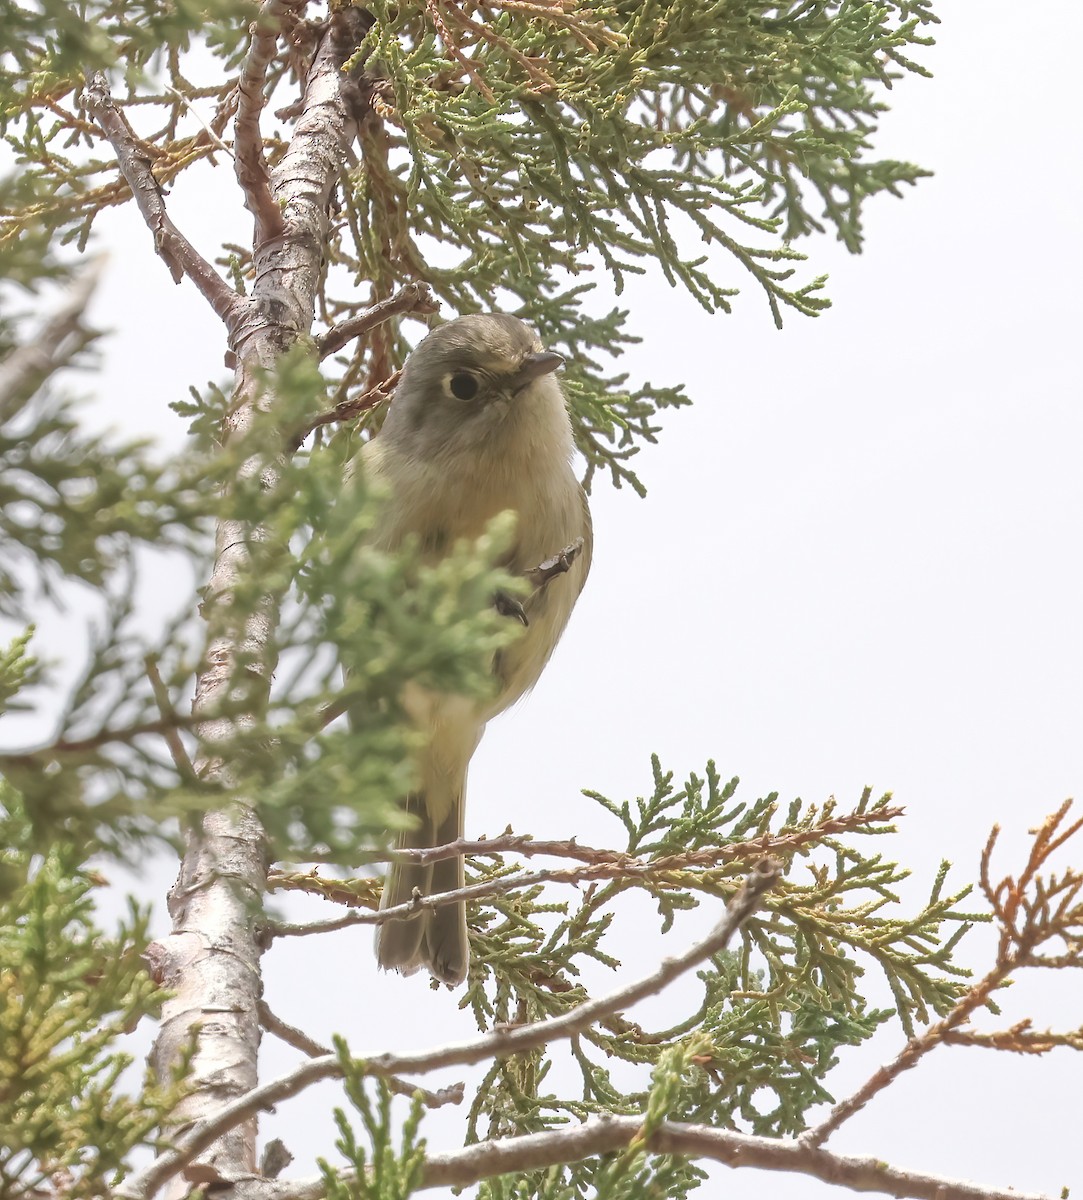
[317,282,438,360]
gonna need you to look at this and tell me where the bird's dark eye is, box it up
[448,371,479,401]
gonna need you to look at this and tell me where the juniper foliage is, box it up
[0,0,993,1196]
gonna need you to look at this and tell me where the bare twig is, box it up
[163,85,234,160]
[258,1002,464,1109]
[115,861,779,1200]
[289,370,401,451]
[524,537,586,587]
[0,259,102,421]
[317,282,437,359]
[81,72,245,329]
[942,1018,1083,1054]
[235,0,290,246]
[144,654,200,783]
[801,961,1016,1149]
[0,714,206,768]
[803,804,1083,1149]
[257,1001,330,1058]
[254,1116,1052,1200]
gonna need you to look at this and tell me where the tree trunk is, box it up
[147,19,360,1189]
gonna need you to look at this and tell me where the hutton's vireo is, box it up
[360,313,592,986]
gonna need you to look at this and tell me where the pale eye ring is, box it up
[448,371,479,401]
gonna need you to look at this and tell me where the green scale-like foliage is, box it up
[334,0,936,487]
[317,759,982,1197]
[453,763,977,1141]
[0,1,952,1194]
[0,314,534,861]
[2,1,936,492]
[0,785,179,1200]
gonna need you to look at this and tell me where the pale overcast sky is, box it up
[12,2,1083,1196]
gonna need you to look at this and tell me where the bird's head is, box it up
[380,313,569,462]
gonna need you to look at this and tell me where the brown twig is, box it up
[438,0,556,94]
[0,714,206,768]
[942,1018,1083,1054]
[266,847,783,936]
[481,0,620,51]
[423,0,496,101]
[524,537,586,588]
[802,803,1083,1149]
[144,654,200,784]
[258,1001,330,1058]
[81,72,246,330]
[271,804,904,877]
[317,282,438,359]
[115,861,779,1200]
[297,1117,1051,1200]
[163,85,234,160]
[289,369,402,451]
[0,259,102,421]
[265,801,901,927]
[235,0,291,246]
[257,1002,464,1109]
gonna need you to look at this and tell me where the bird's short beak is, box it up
[512,350,564,391]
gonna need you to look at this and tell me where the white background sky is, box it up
[8,2,1083,1195]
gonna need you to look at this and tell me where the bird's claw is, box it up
[494,589,529,626]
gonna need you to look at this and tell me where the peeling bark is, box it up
[146,19,361,1191]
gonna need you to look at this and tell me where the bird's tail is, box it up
[376,792,468,986]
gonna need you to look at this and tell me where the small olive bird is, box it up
[360,313,592,985]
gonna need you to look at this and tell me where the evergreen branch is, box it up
[116,860,778,1200]
[80,72,245,328]
[266,839,794,936]
[268,867,594,934]
[267,799,902,932]
[317,282,438,359]
[422,0,497,102]
[236,0,291,247]
[437,0,558,94]
[480,0,614,52]
[269,803,902,874]
[0,259,101,421]
[803,804,1083,1148]
[258,1002,465,1109]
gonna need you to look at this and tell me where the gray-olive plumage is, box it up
[362,313,592,985]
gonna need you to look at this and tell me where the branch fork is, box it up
[81,72,247,331]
